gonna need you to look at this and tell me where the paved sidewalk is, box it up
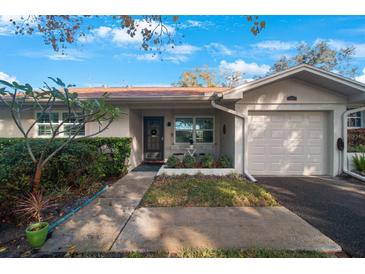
[41,171,156,253]
[110,207,342,253]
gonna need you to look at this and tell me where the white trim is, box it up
[223,64,365,100]
[347,111,362,129]
[342,106,365,182]
[35,111,85,138]
[157,165,236,177]
[173,115,215,145]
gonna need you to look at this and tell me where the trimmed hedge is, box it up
[0,137,131,220]
[348,129,365,152]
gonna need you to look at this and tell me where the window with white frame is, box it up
[347,111,362,128]
[174,116,214,144]
[36,111,85,137]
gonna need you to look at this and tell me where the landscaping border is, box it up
[157,165,236,176]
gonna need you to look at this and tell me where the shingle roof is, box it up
[71,87,229,98]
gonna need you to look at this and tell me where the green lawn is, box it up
[140,175,278,207]
[64,248,335,258]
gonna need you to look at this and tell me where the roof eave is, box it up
[222,64,365,100]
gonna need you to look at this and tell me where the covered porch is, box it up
[128,101,240,172]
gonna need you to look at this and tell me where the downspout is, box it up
[211,94,257,182]
[342,106,365,182]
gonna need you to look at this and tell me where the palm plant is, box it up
[15,191,56,223]
[353,154,365,173]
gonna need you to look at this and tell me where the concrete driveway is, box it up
[257,176,365,257]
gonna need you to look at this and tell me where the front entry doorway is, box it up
[143,117,164,161]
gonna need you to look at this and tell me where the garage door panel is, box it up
[248,111,328,176]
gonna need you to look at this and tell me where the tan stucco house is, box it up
[1,64,365,178]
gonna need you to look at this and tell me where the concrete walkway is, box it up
[41,171,156,253]
[110,207,342,253]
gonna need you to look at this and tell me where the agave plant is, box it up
[353,153,365,173]
[15,192,57,223]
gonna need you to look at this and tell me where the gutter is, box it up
[342,106,365,182]
[211,94,257,183]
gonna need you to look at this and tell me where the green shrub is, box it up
[202,154,214,168]
[353,153,365,172]
[219,155,231,168]
[348,129,365,152]
[0,137,131,221]
[166,155,180,168]
[183,155,196,168]
[78,137,132,177]
[352,145,365,153]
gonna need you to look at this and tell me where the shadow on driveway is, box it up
[257,176,365,257]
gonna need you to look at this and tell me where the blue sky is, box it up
[2,15,365,87]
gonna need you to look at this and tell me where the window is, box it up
[36,112,59,136]
[175,118,193,143]
[36,111,85,137]
[174,116,214,144]
[347,112,362,128]
[62,112,85,136]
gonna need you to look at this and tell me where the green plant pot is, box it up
[25,222,49,249]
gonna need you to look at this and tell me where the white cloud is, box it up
[355,68,365,83]
[253,40,298,51]
[219,59,270,76]
[93,26,112,38]
[46,49,90,62]
[78,26,112,43]
[112,20,174,45]
[78,34,95,43]
[115,44,199,64]
[316,38,365,58]
[205,43,234,56]
[0,71,16,82]
[0,15,36,36]
[135,53,159,61]
[166,44,200,55]
[78,20,174,46]
[47,54,84,61]
[180,20,213,29]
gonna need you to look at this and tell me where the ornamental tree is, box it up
[0,78,120,192]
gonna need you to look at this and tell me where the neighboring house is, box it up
[1,64,365,177]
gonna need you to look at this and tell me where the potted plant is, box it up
[16,191,55,249]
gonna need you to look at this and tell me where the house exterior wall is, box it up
[234,78,348,176]
[218,109,236,168]
[130,107,222,163]
[129,109,143,169]
[0,105,130,138]
[0,107,35,137]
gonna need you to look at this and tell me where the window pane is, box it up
[37,112,59,123]
[62,112,84,123]
[64,124,85,136]
[175,118,193,130]
[196,130,213,143]
[38,125,57,136]
[348,117,362,127]
[195,118,213,130]
[176,130,193,143]
[349,112,361,118]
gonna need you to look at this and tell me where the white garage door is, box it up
[248,111,329,175]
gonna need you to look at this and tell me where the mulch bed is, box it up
[0,177,120,258]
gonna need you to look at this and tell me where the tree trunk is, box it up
[32,163,42,193]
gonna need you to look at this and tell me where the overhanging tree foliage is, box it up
[270,41,357,78]
[0,78,120,192]
[9,15,266,53]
